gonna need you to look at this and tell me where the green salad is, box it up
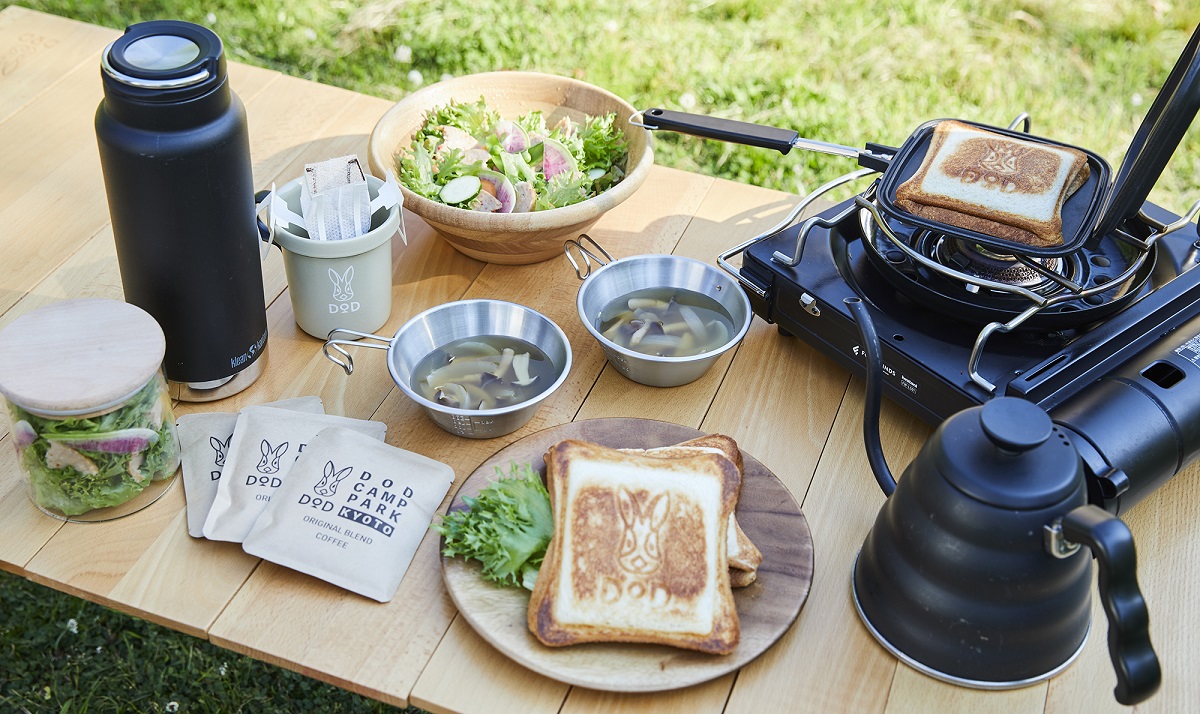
[9,378,180,516]
[395,98,629,213]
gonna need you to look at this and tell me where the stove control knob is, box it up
[800,293,821,316]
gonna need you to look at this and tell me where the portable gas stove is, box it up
[730,175,1200,425]
[720,169,1200,514]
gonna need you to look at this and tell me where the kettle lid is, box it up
[936,397,1081,509]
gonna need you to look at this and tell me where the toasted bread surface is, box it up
[894,120,1090,248]
[633,435,763,572]
[529,439,741,654]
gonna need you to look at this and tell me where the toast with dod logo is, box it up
[621,433,763,581]
[528,439,742,655]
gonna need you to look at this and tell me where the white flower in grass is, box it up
[303,28,317,41]
[166,702,179,712]
[205,13,216,25]
[66,618,78,634]
[408,69,424,86]
[393,45,413,63]
[603,19,619,33]
[218,662,228,676]
[1131,93,1144,107]
[679,92,697,110]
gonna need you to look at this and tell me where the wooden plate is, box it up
[440,418,815,692]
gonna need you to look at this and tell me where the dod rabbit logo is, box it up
[298,461,353,513]
[256,440,288,474]
[245,440,288,488]
[328,266,360,314]
[208,434,232,481]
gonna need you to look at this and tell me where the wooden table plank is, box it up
[5,8,1200,714]
[724,379,927,714]
[0,8,116,125]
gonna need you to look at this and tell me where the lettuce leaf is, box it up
[431,461,553,589]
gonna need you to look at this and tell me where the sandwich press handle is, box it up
[638,108,893,167]
[1061,505,1161,705]
[1092,21,1200,239]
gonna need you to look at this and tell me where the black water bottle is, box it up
[96,20,268,401]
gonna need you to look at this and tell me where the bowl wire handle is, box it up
[323,328,391,375]
[564,234,613,280]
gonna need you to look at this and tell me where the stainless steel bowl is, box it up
[324,300,572,438]
[569,239,752,387]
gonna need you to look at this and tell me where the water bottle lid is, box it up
[102,20,224,99]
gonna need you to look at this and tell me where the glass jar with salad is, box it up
[0,299,181,522]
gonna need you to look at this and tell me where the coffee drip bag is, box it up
[243,426,453,602]
[300,155,370,242]
[202,406,386,543]
[177,396,324,538]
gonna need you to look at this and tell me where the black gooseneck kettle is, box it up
[845,298,1160,705]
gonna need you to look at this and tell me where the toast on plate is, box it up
[528,439,741,654]
[624,434,763,579]
[894,120,1091,248]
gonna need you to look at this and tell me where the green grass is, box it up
[3,1,1200,711]
[0,570,413,713]
[8,0,1199,209]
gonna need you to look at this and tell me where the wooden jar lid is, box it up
[0,299,166,415]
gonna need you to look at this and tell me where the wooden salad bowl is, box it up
[367,71,654,264]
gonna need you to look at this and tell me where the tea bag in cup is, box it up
[202,406,387,543]
[176,397,324,538]
[243,426,453,602]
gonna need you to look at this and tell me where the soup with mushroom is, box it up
[410,335,556,410]
[596,288,736,357]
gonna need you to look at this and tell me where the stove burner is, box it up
[856,195,1153,331]
[936,238,1064,290]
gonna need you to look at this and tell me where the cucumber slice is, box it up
[439,175,482,204]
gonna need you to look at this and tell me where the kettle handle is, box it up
[1061,505,1161,705]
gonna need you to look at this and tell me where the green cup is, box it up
[271,176,400,339]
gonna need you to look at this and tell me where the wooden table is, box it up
[1,8,1197,713]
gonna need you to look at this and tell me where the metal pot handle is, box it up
[564,234,613,279]
[323,328,391,375]
[1052,505,1161,705]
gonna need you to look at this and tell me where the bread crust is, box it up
[529,439,741,654]
[894,120,1091,248]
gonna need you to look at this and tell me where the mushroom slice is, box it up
[512,352,537,387]
[433,382,473,409]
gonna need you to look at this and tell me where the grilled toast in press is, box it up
[623,434,763,579]
[894,120,1091,248]
[528,439,741,655]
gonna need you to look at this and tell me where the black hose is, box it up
[845,297,897,497]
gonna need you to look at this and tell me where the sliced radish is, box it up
[439,175,482,204]
[540,137,578,179]
[478,170,516,213]
[496,120,529,153]
[44,428,159,454]
[13,420,37,448]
